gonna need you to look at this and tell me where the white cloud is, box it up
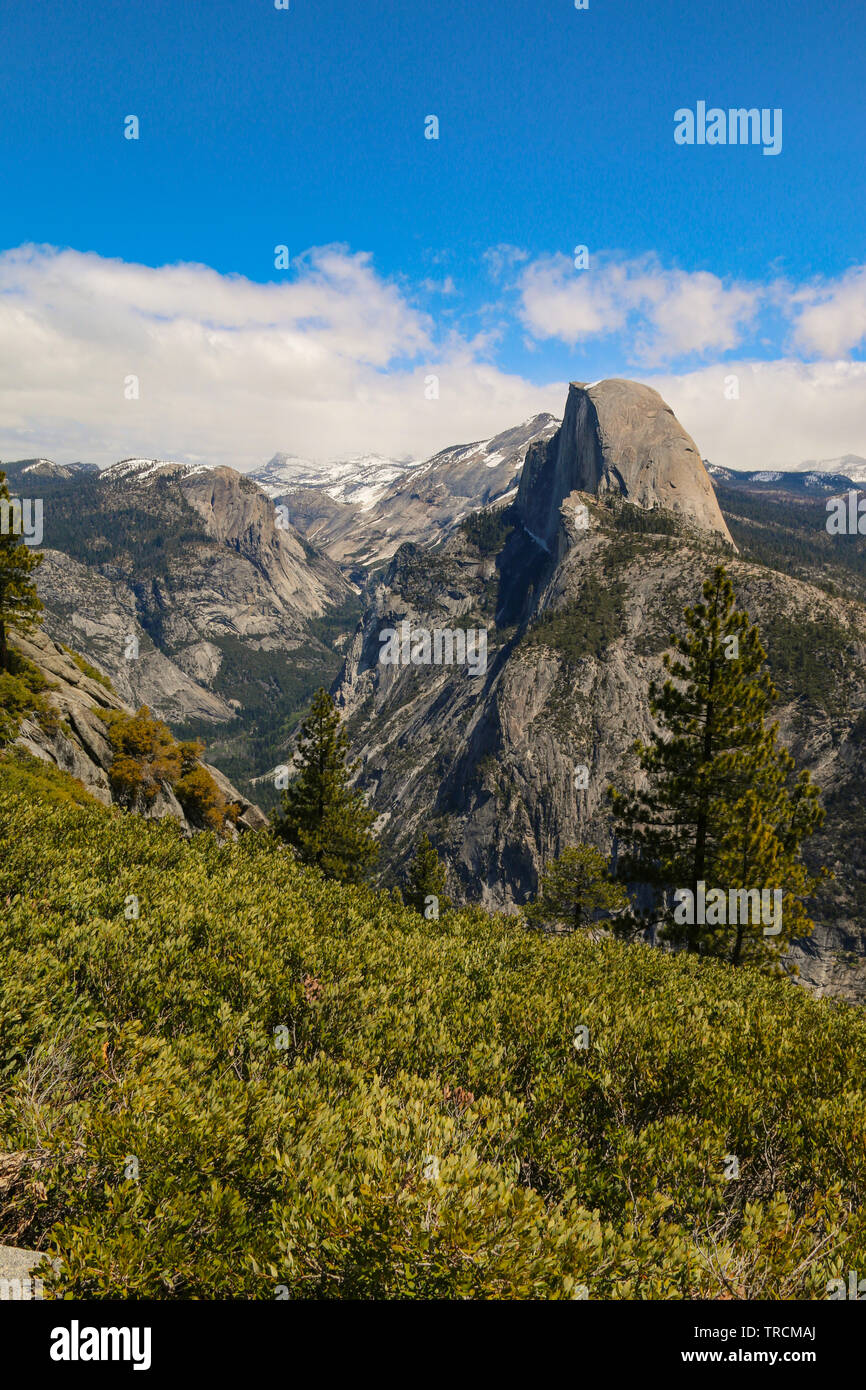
[421,275,457,295]
[653,359,866,471]
[790,266,866,357]
[0,244,562,469]
[518,252,759,365]
[483,244,530,283]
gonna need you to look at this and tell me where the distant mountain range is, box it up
[0,455,360,801]
[249,415,560,573]
[251,452,416,509]
[796,454,866,482]
[4,382,866,1001]
[705,463,863,493]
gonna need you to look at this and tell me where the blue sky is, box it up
[1,0,864,470]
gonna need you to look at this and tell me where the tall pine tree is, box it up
[610,566,826,971]
[404,833,449,917]
[0,470,43,671]
[525,844,628,935]
[273,687,378,883]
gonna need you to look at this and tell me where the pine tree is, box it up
[524,844,628,934]
[272,687,378,883]
[610,565,827,970]
[0,470,43,671]
[405,833,449,917]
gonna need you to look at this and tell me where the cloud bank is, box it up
[0,244,563,470]
[0,243,864,475]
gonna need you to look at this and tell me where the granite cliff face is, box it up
[517,380,733,551]
[335,509,866,1001]
[1,458,353,727]
[1,456,361,799]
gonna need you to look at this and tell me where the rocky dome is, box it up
[516,378,734,548]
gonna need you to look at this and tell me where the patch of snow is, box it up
[788,454,866,482]
[251,451,421,501]
[100,458,215,483]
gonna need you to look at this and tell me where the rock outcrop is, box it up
[516,380,734,550]
[8,628,267,833]
[178,465,348,619]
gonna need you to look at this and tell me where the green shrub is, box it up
[98,710,234,830]
[460,505,515,556]
[175,764,238,833]
[0,786,864,1299]
[99,707,182,807]
[523,577,626,662]
[0,651,60,744]
[0,747,100,808]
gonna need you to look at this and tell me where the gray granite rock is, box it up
[516,379,734,549]
[0,1244,56,1299]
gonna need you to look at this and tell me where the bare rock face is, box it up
[178,466,346,619]
[34,549,237,723]
[14,459,355,730]
[516,380,734,549]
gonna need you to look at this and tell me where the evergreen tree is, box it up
[273,687,378,883]
[405,833,449,917]
[610,565,827,970]
[524,844,628,934]
[0,470,43,671]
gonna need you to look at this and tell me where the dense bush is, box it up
[100,706,182,807]
[1,782,864,1299]
[99,707,236,831]
[460,505,515,556]
[0,747,100,808]
[759,611,857,715]
[605,498,683,537]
